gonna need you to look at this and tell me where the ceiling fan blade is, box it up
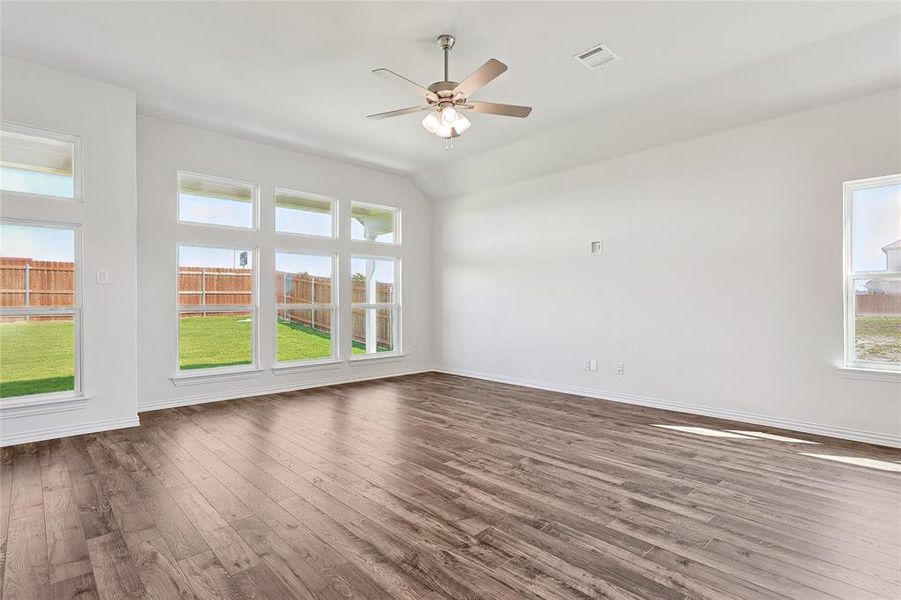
[366,105,432,120]
[453,59,507,99]
[372,68,438,102]
[464,101,532,118]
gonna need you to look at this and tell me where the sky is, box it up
[0,223,74,261]
[852,183,901,272]
[0,166,74,199]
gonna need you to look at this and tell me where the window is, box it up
[275,252,336,363]
[177,172,257,229]
[844,175,901,371]
[0,222,80,398]
[351,201,399,244]
[0,124,79,200]
[275,189,335,237]
[177,244,256,371]
[351,256,399,356]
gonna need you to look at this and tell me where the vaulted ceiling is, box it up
[2,1,899,199]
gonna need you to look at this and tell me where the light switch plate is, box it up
[96,270,109,284]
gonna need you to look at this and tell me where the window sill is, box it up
[272,359,342,375]
[838,366,901,383]
[349,352,406,365]
[0,393,89,419]
[171,368,263,387]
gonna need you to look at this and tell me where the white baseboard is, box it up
[434,366,901,449]
[0,416,141,447]
[139,366,434,413]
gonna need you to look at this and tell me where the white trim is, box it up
[349,352,405,364]
[434,367,901,449]
[271,359,342,375]
[0,416,139,448]
[171,367,264,387]
[838,366,901,383]
[142,366,433,412]
[0,394,89,419]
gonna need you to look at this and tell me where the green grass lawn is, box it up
[856,315,901,363]
[1,314,389,397]
[0,319,75,398]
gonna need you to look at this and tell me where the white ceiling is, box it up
[2,1,899,200]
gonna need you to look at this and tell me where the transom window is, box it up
[177,244,257,371]
[843,174,901,371]
[0,124,80,200]
[275,189,335,238]
[351,201,399,244]
[275,252,337,363]
[0,221,81,398]
[177,171,257,229]
[351,256,400,356]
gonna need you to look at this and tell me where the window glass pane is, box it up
[179,312,253,370]
[275,190,333,237]
[178,246,253,307]
[352,307,395,354]
[275,253,332,304]
[851,183,901,272]
[351,257,395,304]
[0,315,75,398]
[277,308,333,362]
[1,223,75,308]
[0,128,75,198]
[853,277,901,366]
[351,202,397,243]
[178,173,255,229]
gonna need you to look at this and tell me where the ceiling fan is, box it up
[367,34,532,147]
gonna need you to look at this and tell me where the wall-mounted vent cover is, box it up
[574,43,620,69]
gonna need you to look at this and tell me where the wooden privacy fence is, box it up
[174,265,393,347]
[857,292,901,316]
[0,258,74,321]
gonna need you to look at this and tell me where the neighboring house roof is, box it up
[883,239,901,252]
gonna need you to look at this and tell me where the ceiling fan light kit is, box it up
[368,34,532,149]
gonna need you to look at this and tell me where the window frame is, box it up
[274,188,337,240]
[0,218,84,401]
[350,254,402,360]
[0,122,83,202]
[350,200,401,246]
[176,170,260,231]
[842,173,901,372]
[175,242,259,376]
[274,250,339,366]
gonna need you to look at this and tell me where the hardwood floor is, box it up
[1,372,900,599]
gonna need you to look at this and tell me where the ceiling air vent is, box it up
[574,43,620,69]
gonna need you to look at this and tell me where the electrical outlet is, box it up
[590,240,603,255]
[96,270,109,284]
[404,345,413,355]
[615,362,625,375]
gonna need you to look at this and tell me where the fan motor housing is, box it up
[428,81,459,97]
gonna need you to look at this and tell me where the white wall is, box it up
[136,117,432,410]
[0,58,139,444]
[434,88,901,447]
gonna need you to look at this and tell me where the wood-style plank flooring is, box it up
[1,372,900,599]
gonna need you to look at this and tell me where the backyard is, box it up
[0,315,370,398]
